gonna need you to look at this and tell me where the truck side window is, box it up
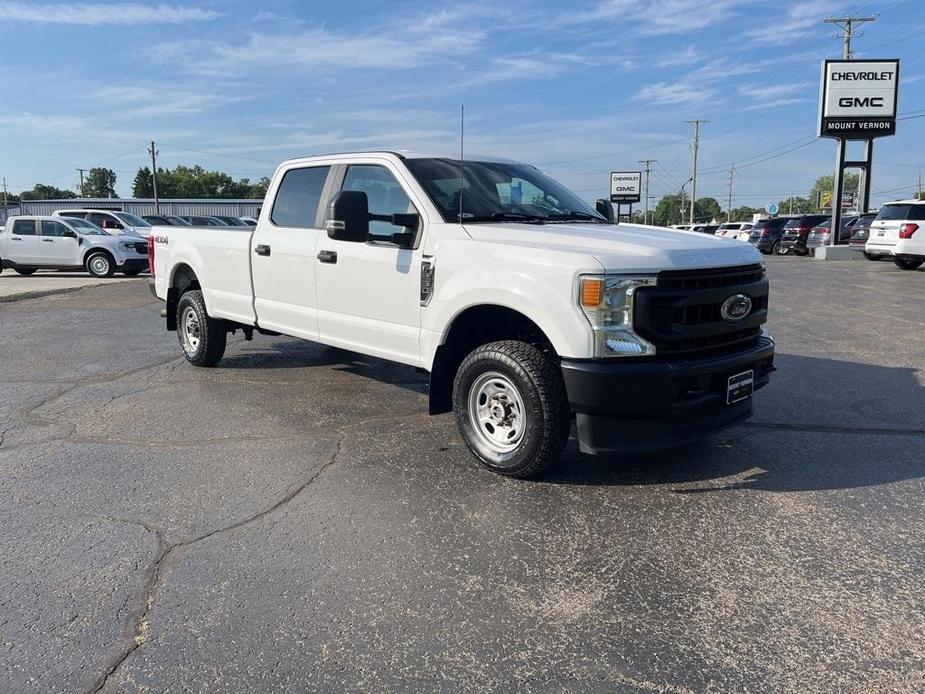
[341,165,413,238]
[12,219,37,235]
[271,166,331,228]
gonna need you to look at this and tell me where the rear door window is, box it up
[271,166,331,228]
[12,219,37,235]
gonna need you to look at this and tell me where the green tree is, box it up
[808,173,860,210]
[694,197,722,223]
[19,183,78,200]
[132,165,271,199]
[132,167,155,197]
[653,194,686,226]
[83,167,117,197]
[728,206,762,222]
[776,196,814,215]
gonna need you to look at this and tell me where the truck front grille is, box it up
[634,264,768,356]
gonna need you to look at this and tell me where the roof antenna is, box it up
[458,104,464,222]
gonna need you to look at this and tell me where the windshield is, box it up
[115,212,152,227]
[62,217,108,235]
[166,215,192,225]
[404,158,606,224]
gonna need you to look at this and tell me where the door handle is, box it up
[43,238,55,242]
[317,250,337,264]
[254,244,271,257]
[11,237,22,241]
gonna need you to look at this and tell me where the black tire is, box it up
[452,340,570,478]
[863,252,882,261]
[15,268,37,276]
[176,290,226,367]
[122,267,143,276]
[86,251,115,278]
[894,257,924,271]
[771,241,782,255]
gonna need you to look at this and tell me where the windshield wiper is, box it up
[543,211,606,223]
[461,212,546,224]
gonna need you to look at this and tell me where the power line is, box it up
[824,15,876,59]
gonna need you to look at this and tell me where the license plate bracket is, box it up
[726,370,755,405]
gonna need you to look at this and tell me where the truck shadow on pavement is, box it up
[544,352,925,493]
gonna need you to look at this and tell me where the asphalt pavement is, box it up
[1,256,923,693]
[0,270,136,301]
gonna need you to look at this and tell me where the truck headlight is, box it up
[579,275,657,358]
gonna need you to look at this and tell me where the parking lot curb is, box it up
[0,279,136,303]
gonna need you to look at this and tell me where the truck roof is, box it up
[280,150,521,167]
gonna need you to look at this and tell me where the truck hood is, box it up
[463,222,762,271]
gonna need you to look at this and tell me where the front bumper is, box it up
[561,336,775,455]
[119,258,149,272]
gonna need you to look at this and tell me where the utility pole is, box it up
[638,159,655,224]
[917,172,922,200]
[148,140,160,213]
[824,15,876,59]
[77,168,87,197]
[725,163,735,222]
[685,120,708,225]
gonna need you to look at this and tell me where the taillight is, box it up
[760,229,769,237]
[899,223,919,239]
[147,235,156,277]
[795,226,810,235]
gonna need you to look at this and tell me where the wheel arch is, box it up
[164,263,202,331]
[428,304,557,415]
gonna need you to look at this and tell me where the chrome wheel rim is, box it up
[180,306,201,355]
[468,371,527,454]
[90,256,110,275]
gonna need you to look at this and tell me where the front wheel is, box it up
[894,257,924,270]
[86,252,115,278]
[772,241,782,255]
[176,290,227,367]
[452,340,570,478]
[15,268,37,276]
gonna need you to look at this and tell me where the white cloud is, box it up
[747,1,836,44]
[0,2,220,25]
[571,0,751,35]
[636,81,714,104]
[656,45,702,68]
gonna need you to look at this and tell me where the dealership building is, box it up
[1,198,262,223]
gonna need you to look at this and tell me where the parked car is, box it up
[865,199,925,270]
[53,209,152,237]
[179,215,229,226]
[748,217,794,254]
[690,224,719,234]
[0,215,148,277]
[716,222,752,238]
[143,214,192,226]
[848,213,880,259]
[239,216,259,225]
[211,215,253,227]
[806,215,860,250]
[777,214,830,255]
[148,151,774,478]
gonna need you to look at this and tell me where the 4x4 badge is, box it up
[721,294,752,322]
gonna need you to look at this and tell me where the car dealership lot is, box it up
[0,270,137,301]
[1,257,923,693]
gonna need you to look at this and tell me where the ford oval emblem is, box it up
[721,294,752,322]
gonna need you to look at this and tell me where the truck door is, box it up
[250,165,332,340]
[315,164,423,366]
[7,219,44,264]
[40,219,81,266]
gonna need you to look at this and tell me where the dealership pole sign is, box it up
[818,59,899,139]
[610,171,642,203]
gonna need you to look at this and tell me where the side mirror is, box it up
[596,199,615,223]
[326,190,369,242]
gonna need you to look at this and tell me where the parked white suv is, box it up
[865,199,925,269]
[0,215,149,277]
[53,209,152,237]
[149,151,774,477]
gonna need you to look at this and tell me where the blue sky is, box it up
[1,0,923,208]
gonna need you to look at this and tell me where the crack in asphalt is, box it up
[86,422,364,694]
[742,421,925,437]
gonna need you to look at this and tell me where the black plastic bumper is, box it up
[561,337,775,455]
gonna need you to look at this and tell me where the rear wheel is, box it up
[86,252,115,278]
[176,290,227,367]
[894,257,924,270]
[863,252,882,261]
[453,340,569,478]
[772,241,783,255]
[15,268,37,276]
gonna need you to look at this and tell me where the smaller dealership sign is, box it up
[818,59,899,139]
[610,171,642,203]
[818,190,856,209]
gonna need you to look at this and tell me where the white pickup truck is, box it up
[149,151,774,477]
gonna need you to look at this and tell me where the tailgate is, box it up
[869,219,901,247]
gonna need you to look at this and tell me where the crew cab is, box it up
[0,215,148,277]
[54,209,152,237]
[149,152,775,477]
[865,200,925,270]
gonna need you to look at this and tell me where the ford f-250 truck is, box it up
[149,151,774,478]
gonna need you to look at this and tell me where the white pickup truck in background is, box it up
[149,151,774,477]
